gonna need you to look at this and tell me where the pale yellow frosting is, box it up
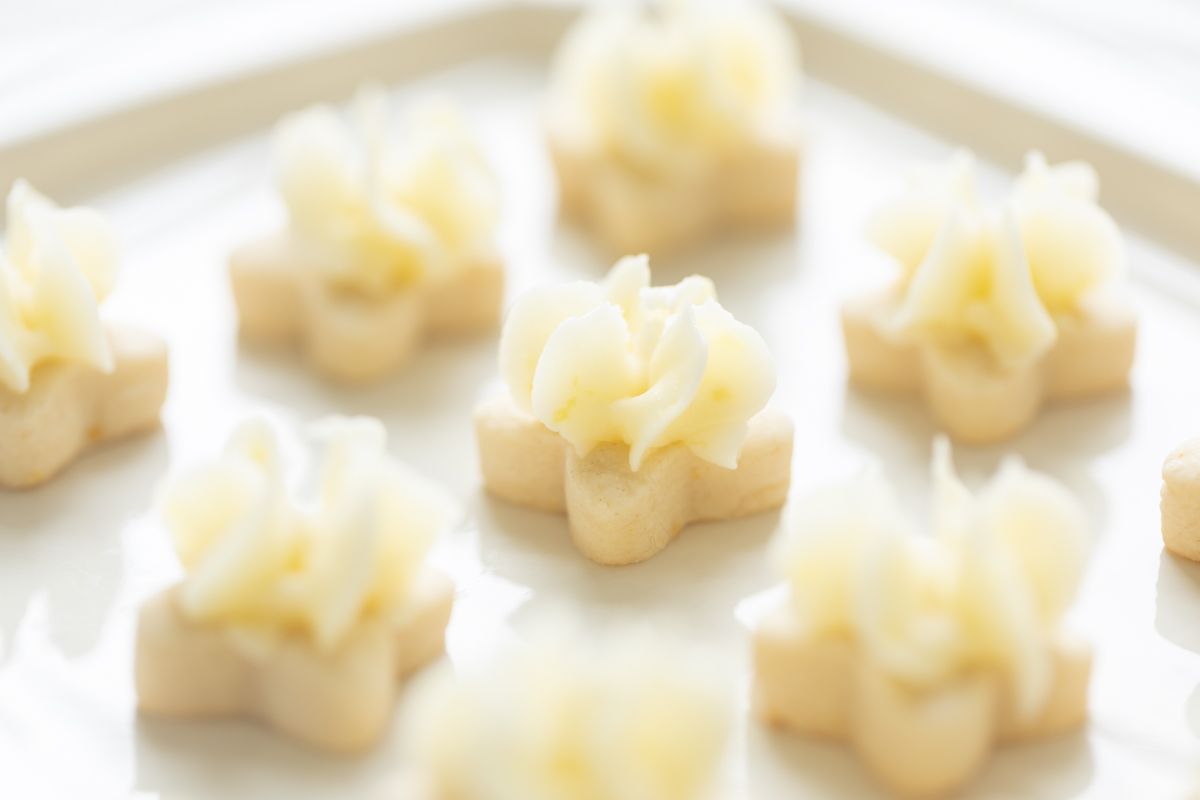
[0,180,117,393]
[1012,152,1122,313]
[777,437,1088,720]
[406,628,729,800]
[549,1,799,175]
[274,87,498,295]
[499,255,775,471]
[868,150,1122,368]
[162,416,453,652]
[866,150,978,278]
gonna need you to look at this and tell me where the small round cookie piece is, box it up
[1162,436,1200,561]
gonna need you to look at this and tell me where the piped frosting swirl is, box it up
[868,150,1122,368]
[162,416,453,652]
[274,87,498,295]
[549,1,800,176]
[0,180,117,393]
[499,255,775,471]
[776,437,1088,720]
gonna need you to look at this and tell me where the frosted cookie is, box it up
[402,626,730,800]
[1161,437,1200,561]
[753,438,1091,798]
[545,2,802,255]
[475,255,793,565]
[136,416,455,751]
[843,150,1136,442]
[230,87,503,382]
[0,180,168,489]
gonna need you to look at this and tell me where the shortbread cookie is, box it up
[545,3,802,255]
[754,438,1091,798]
[0,181,168,488]
[137,569,452,752]
[1161,437,1200,561]
[476,394,792,565]
[843,151,1136,442]
[135,416,456,751]
[475,255,793,565]
[403,626,730,800]
[230,88,503,382]
[229,235,502,382]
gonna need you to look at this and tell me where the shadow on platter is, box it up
[746,721,891,800]
[233,333,497,420]
[973,732,1096,799]
[233,335,497,496]
[133,704,410,800]
[747,717,1095,800]
[840,383,1131,536]
[0,432,168,662]
[471,489,782,639]
[1156,549,1200,654]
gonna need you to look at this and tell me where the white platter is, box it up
[1,8,1199,800]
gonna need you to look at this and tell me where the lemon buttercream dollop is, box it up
[162,416,454,652]
[406,628,730,800]
[549,1,799,175]
[867,150,1122,369]
[776,437,1088,720]
[0,180,117,394]
[499,255,775,471]
[274,87,498,295]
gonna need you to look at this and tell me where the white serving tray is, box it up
[1,4,1199,799]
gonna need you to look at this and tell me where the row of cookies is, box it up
[133,401,1093,799]
[0,127,1139,484]
[0,197,1188,797]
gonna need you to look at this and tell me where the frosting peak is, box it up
[406,628,730,800]
[894,207,1057,370]
[162,416,454,652]
[867,149,978,277]
[550,1,800,174]
[868,150,1122,368]
[776,437,1088,719]
[274,87,498,295]
[0,180,117,393]
[499,256,775,470]
[1011,152,1122,314]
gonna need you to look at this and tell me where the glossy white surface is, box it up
[1,57,1198,799]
